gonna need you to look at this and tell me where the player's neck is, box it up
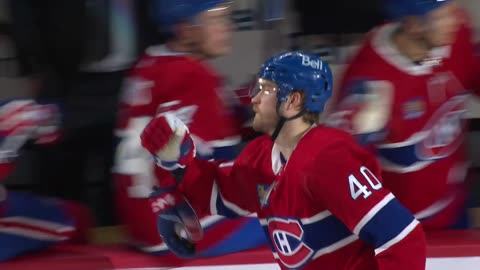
[275,119,313,161]
[392,30,431,63]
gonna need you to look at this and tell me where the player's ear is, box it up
[174,22,195,42]
[401,16,426,36]
[288,91,303,112]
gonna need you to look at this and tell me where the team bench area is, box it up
[0,229,479,270]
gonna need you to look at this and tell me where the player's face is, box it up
[423,2,461,47]
[250,79,280,134]
[193,4,233,58]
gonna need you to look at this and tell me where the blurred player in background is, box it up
[113,0,266,256]
[327,0,480,230]
[140,51,426,270]
[0,100,91,261]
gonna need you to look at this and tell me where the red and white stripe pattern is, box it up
[0,216,75,242]
[0,100,37,137]
[0,100,59,146]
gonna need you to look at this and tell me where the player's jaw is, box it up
[252,111,279,135]
[251,95,280,135]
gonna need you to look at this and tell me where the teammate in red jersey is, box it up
[141,52,427,270]
[326,0,479,230]
[0,99,91,261]
[113,0,266,255]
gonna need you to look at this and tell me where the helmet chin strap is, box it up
[270,102,305,141]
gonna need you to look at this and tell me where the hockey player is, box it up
[0,100,91,261]
[326,0,479,230]
[113,0,266,256]
[141,52,427,270]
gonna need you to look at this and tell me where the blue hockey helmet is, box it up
[253,51,333,113]
[150,0,227,33]
[384,0,452,20]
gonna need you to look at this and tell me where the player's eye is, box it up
[262,86,277,96]
[248,78,278,98]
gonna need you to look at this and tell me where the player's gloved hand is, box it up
[0,100,60,161]
[140,113,195,171]
[29,103,61,145]
[149,186,203,258]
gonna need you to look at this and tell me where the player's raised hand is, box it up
[140,113,196,171]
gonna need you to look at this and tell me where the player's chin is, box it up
[208,44,231,57]
[252,117,263,132]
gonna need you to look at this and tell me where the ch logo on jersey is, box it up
[415,95,467,160]
[268,218,314,269]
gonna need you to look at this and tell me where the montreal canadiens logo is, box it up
[415,95,467,160]
[268,218,314,269]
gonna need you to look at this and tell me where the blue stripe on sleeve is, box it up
[359,198,415,248]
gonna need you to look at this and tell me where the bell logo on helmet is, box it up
[302,55,322,70]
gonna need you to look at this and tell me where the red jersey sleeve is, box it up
[177,138,267,217]
[306,139,426,270]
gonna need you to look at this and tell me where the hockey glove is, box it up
[0,100,60,161]
[140,113,195,171]
[29,103,60,145]
[149,186,203,258]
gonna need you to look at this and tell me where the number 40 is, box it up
[349,166,382,200]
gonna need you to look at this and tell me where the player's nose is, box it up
[251,92,261,105]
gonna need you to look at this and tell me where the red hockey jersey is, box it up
[173,126,426,270]
[113,44,244,197]
[113,45,265,255]
[116,45,242,158]
[327,22,479,230]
